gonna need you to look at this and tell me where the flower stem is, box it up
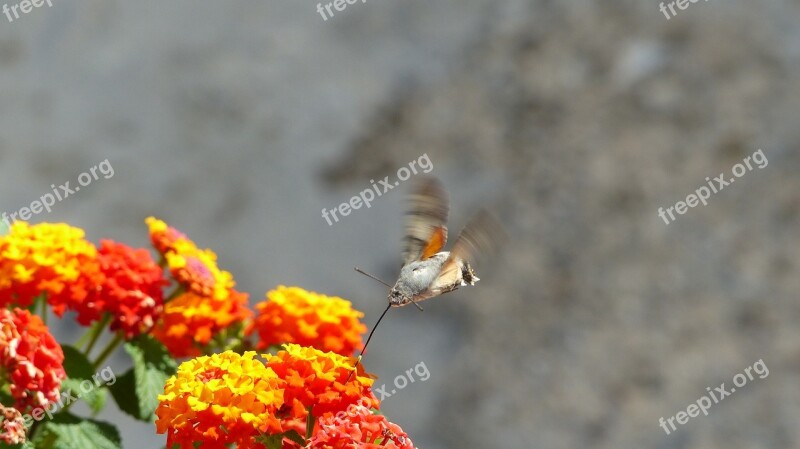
[306,406,315,440]
[92,333,123,371]
[164,285,185,304]
[40,295,48,326]
[83,314,112,355]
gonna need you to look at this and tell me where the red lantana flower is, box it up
[90,240,168,339]
[0,308,66,412]
[308,404,416,449]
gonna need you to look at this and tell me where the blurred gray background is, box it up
[1,1,799,448]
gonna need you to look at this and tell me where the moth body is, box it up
[388,251,480,307]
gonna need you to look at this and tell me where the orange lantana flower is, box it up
[249,286,366,356]
[0,222,101,314]
[156,346,379,449]
[265,344,378,420]
[145,217,234,300]
[146,218,251,357]
[145,216,188,255]
[152,289,251,357]
[155,351,285,449]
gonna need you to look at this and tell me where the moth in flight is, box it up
[348,177,503,381]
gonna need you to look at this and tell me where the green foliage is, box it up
[31,413,121,449]
[107,370,141,420]
[108,335,176,421]
[258,430,305,449]
[60,345,107,414]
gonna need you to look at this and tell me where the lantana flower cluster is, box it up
[155,346,388,449]
[249,286,367,356]
[0,222,100,312]
[310,403,415,449]
[146,217,252,357]
[0,222,166,336]
[0,308,66,413]
[0,219,418,448]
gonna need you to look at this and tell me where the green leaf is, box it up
[0,442,35,449]
[107,370,142,420]
[0,442,26,449]
[59,345,108,414]
[32,413,121,449]
[0,387,13,406]
[59,378,107,415]
[3,440,36,449]
[61,345,93,379]
[283,430,306,447]
[305,406,315,439]
[121,335,177,421]
[259,434,285,449]
[258,430,305,449]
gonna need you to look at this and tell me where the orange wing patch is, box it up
[420,226,447,259]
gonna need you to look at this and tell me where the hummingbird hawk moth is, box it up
[390,177,502,307]
[348,177,503,381]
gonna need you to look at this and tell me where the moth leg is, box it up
[410,298,424,311]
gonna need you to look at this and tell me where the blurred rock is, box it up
[326,1,800,448]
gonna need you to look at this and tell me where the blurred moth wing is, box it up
[389,178,503,306]
[426,210,504,296]
[446,210,504,272]
[402,177,449,264]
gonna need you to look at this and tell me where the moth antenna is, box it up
[346,303,392,383]
[354,267,392,288]
[354,267,423,312]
